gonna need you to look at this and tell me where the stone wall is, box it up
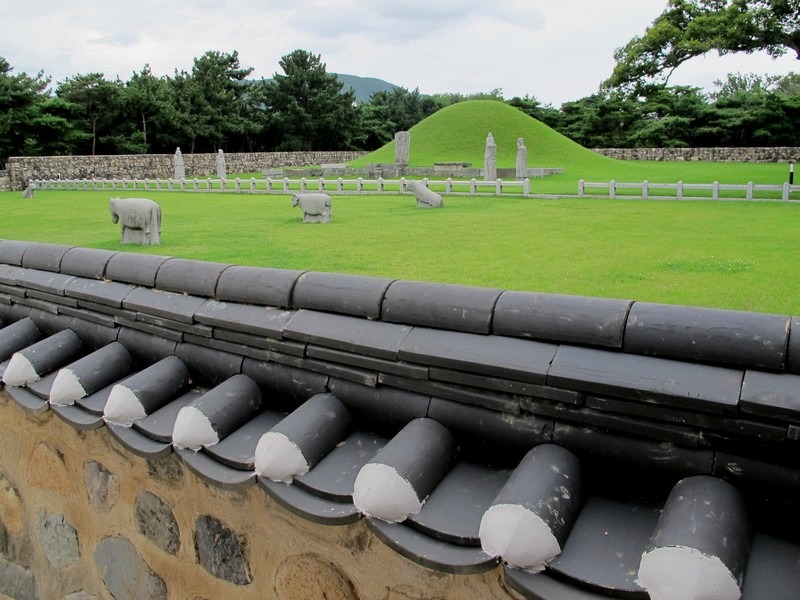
[0,398,512,600]
[593,147,800,163]
[7,151,366,190]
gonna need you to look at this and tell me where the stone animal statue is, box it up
[109,197,162,245]
[292,193,332,223]
[406,180,443,208]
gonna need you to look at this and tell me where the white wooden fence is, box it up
[578,179,800,202]
[27,176,534,197]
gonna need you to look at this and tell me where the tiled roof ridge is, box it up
[1,239,796,371]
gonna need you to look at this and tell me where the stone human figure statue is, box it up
[516,138,528,179]
[395,131,410,165]
[174,147,186,180]
[216,149,226,180]
[484,132,497,181]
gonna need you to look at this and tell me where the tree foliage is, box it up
[606,0,800,93]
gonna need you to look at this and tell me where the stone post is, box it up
[174,148,185,180]
[216,150,226,180]
[484,132,497,181]
[515,138,527,179]
[395,131,410,165]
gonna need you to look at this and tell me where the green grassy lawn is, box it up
[3,189,799,315]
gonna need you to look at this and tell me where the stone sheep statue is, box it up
[292,193,332,223]
[109,197,162,245]
[406,180,443,208]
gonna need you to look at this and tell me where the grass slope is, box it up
[350,100,794,195]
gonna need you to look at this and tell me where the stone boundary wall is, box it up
[593,147,800,163]
[6,151,367,190]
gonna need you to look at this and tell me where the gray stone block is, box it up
[66,278,136,307]
[16,269,76,296]
[60,247,116,279]
[35,511,80,568]
[104,252,171,287]
[0,555,37,600]
[194,515,251,585]
[215,265,304,308]
[21,243,74,272]
[155,258,230,297]
[134,491,180,555]
[624,302,789,370]
[493,291,632,348]
[291,271,394,319]
[382,280,501,334]
[93,535,167,600]
[83,461,119,512]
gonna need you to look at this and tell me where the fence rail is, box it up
[28,176,534,197]
[578,179,800,202]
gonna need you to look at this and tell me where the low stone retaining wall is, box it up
[7,151,367,191]
[594,147,800,163]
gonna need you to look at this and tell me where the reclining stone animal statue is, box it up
[406,180,443,208]
[109,197,162,245]
[292,193,332,223]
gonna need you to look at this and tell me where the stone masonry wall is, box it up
[593,147,800,163]
[7,151,366,191]
[0,393,516,600]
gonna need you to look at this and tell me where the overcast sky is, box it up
[3,0,798,106]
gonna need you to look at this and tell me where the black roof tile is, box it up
[292,271,394,319]
[0,317,41,362]
[4,383,49,414]
[59,247,116,279]
[20,243,73,271]
[195,299,293,338]
[493,291,632,348]
[367,518,498,574]
[16,269,76,296]
[66,278,137,307]
[174,343,243,386]
[242,358,328,407]
[106,422,174,459]
[307,345,429,380]
[122,287,206,324]
[0,264,23,286]
[548,345,744,414]
[175,447,255,491]
[0,240,38,266]
[155,258,230,297]
[258,476,361,525]
[204,410,285,470]
[132,389,204,443]
[51,403,105,431]
[382,280,501,334]
[624,302,789,370]
[284,309,411,359]
[399,327,556,384]
[104,252,171,287]
[327,378,429,433]
[215,265,303,308]
[787,317,800,374]
[740,369,800,421]
[214,329,306,356]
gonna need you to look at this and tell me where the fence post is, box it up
[300,177,307,193]
[470,178,477,196]
[676,180,683,200]
[642,180,649,200]
[712,181,719,200]
[446,178,453,194]
[250,177,256,193]
[282,178,289,194]
[784,182,791,202]
[319,177,325,192]
[399,177,406,193]
[357,178,363,193]
[496,179,503,195]
[524,178,531,197]
[378,177,384,193]
[609,179,616,199]
[578,179,584,197]
[207,178,213,192]
[746,181,754,201]
[337,178,343,193]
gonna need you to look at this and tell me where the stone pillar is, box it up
[216,150,226,180]
[174,147,185,180]
[395,131,410,165]
[484,132,497,181]
[516,137,527,179]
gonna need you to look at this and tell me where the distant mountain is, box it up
[335,74,399,103]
